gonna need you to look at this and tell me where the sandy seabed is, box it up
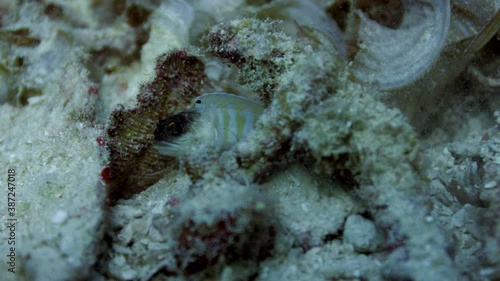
[1,1,499,281]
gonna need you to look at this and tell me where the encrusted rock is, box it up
[105,49,209,202]
[344,215,381,253]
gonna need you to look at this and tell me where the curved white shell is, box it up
[351,0,451,90]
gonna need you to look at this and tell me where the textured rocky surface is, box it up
[0,1,498,281]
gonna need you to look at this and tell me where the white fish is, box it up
[153,92,264,157]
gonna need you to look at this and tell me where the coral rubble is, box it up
[105,50,209,202]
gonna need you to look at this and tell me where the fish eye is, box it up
[196,100,201,104]
[167,121,183,137]
[155,116,186,140]
[154,111,197,141]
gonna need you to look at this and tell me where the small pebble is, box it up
[484,181,497,189]
[344,215,380,253]
[51,210,68,224]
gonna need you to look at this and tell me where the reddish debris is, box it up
[168,196,181,207]
[101,166,111,185]
[120,82,128,91]
[88,84,100,95]
[96,136,106,147]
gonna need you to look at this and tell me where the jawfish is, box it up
[153,92,264,157]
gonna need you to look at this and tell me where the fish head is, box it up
[153,111,201,156]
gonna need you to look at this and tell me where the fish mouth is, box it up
[152,140,181,157]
